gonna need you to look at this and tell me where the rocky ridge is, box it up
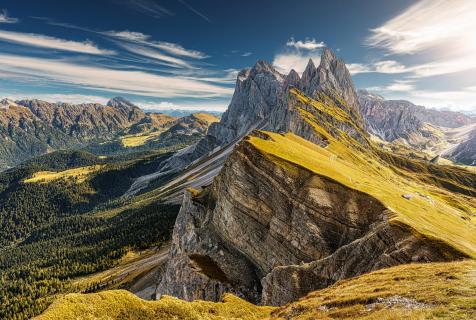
[0,97,218,169]
[156,49,476,306]
[358,90,476,164]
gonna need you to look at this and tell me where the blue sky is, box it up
[0,0,475,112]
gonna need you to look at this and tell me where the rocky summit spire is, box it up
[319,47,337,69]
[285,69,300,88]
[308,48,360,113]
[300,58,317,93]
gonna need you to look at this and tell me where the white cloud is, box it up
[366,86,476,112]
[3,93,110,105]
[0,10,17,23]
[154,41,208,59]
[409,58,476,78]
[0,30,114,55]
[139,100,227,112]
[273,52,321,74]
[117,42,194,68]
[242,52,252,57]
[105,30,208,59]
[365,80,415,92]
[286,38,326,51]
[104,30,150,41]
[365,0,476,78]
[407,89,476,112]
[347,60,410,75]
[366,0,476,55]
[0,54,233,98]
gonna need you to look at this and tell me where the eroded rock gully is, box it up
[157,140,465,306]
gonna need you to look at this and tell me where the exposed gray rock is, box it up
[157,49,363,175]
[157,135,466,306]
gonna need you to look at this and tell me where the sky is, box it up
[0,0,475,112]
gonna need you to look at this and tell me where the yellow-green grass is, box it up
[24,165,105,184]
[36,261,476,319]
[35,290,275,320]
[248,131,476,258]
[192,112,220,123]
[121,130,164,147]
[272,260,476,319]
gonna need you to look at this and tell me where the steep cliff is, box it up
[157,84,476,305]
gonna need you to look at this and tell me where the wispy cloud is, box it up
[117,0,173,19]
[242,52,252,57]
[4,93,110,105]
[104,30,150,41]
[139,100,228,112]
[366,80,416,92]
[365,0,476,78]
[0,9,17,23]
[153,41,208,59]
[0,30,114,55]
[286,38,326,51]
[116,42,194,68]
[0,54,233,98]
[366,0,476,55]
[104,30,208,59]
[347,60,410,75]
[178,0,211,23]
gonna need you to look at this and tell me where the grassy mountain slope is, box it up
[36,260,476,319]
[248,88,475,258]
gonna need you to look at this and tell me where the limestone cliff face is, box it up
[157,134,465,305]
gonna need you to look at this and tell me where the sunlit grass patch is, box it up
[24,165,105,184]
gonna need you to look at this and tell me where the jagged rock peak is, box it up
[250,60,284,80]
[106,97,137,109]
[319,47,337,68]
[285,69,301,87]
[302,58,317,78]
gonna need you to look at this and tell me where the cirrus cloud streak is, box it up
[0,54,233,98]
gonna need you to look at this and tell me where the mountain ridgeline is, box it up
[6,48,476,320]
[358,90,476,165]
[154,48,476,309]
[0,97,219,170]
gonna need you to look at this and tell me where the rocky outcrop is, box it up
[157,48,362,175]
[156,50,472,307]
[157,134,465,305]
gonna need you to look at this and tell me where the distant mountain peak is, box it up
[106,97,137,109]
[0,98,17,108]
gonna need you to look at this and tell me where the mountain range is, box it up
[1,49,475,320]
[151,49,475,309]
[358,90,476,165]
[0,98,219,170]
